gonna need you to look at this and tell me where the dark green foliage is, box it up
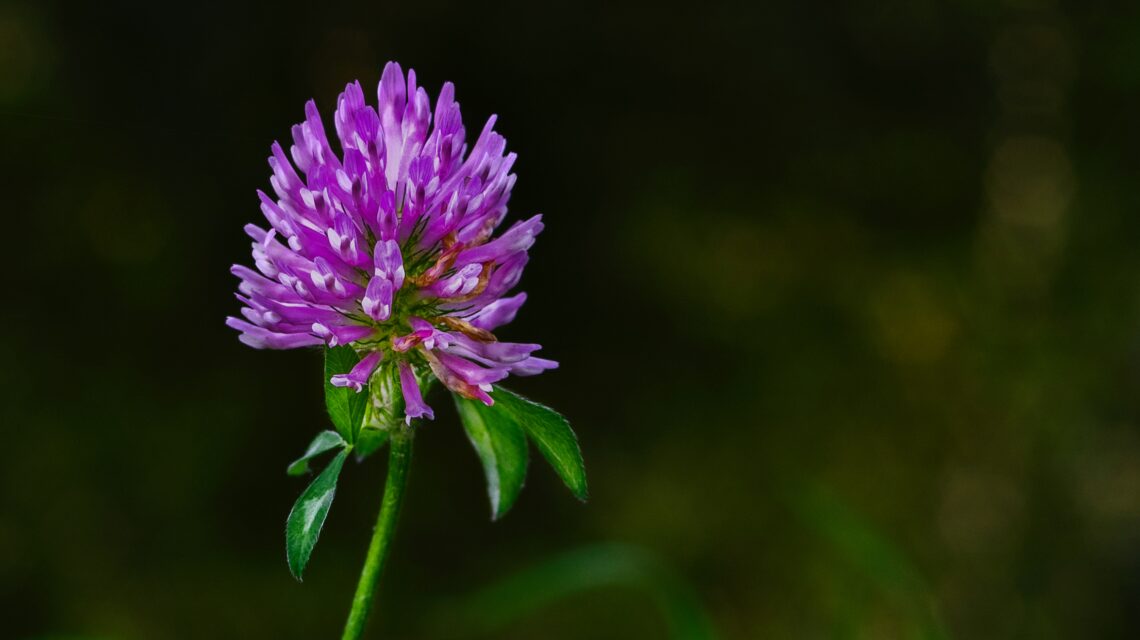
[455,394,530,520]
[287,430,346,476]
[454,386,586,518]
[323,346,368,443]
[285,450,348,580]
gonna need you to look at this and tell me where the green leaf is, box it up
[324,346,369,443]
[437,544,720,640]
[494,387,587,501]
[455,394,529,520]
[286,449,348,580]
[354,427,390,462]
[287,430,347,476]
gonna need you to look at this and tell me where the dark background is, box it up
[3,0,1140,638]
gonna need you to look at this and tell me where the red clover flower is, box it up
[227,62,585,640]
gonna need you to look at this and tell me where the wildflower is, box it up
[227,62,556,425]
[233,67,584,639]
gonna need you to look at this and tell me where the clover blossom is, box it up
[227,61,556,425]
[229,65,585,638]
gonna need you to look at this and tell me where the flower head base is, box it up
[228,62,556,425]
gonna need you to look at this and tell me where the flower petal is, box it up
[330,350,383,392]
[398,362,435,424]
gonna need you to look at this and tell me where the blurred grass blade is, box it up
[287,430,346,476]
[438,543,719,640]
[324,345,368,443]
[791,482,951,640]
[286,449,348,580]
[493,386,587,500]
[454,393,529,520]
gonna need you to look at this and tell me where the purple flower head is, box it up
[228,62,557,424]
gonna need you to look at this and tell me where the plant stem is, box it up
[341,427,414,640]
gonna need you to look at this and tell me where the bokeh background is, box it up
[3,0,1140,638]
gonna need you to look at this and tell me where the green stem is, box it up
[341,427,414,640]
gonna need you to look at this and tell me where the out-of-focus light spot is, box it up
[978,12,1077,294]
[985,135,1073,231]
[867,271,957,365]
[976,135,1074,291]
[1075,429,1140,525]
[938,468,1024,555]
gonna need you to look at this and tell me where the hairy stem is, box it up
[341,427,414,640]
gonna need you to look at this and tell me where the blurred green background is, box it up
[3,0,1140,638]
